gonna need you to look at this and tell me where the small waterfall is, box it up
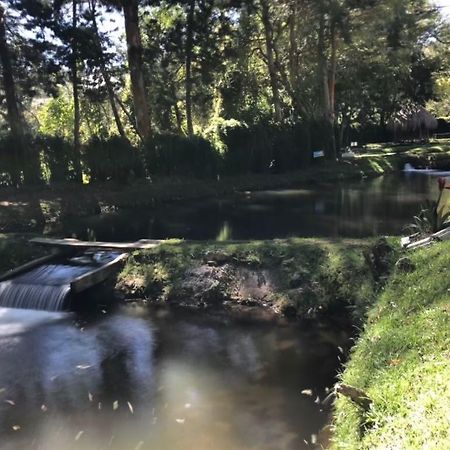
[0,282,71,311]
[0,264,94,312]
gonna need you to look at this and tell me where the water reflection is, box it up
[0,306,344,449]
[57,174,439,241]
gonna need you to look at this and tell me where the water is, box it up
[0,306,346,450]
[0,265,93,312]
[59,174,440,241]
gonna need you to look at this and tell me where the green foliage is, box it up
[83,136,143,183]
[39,135,78,183]
[333,241,450,449]
[38,95,74,140]
[142,133,220,178]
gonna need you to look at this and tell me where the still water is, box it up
[0,306,346,450]
[60,173,440,241]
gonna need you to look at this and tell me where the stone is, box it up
[395,257,416,273]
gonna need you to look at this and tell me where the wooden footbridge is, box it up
[0,238,165,311]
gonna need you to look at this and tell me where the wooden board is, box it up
[30,237,166,251]
[70,253,128,293]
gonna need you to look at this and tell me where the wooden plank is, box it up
[30,237,165,251]
[0,253,61,282]
[70,253,128,293]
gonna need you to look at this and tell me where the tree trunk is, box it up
[123,0,151,140]
[185,0,195,135]
[71,0,83,182]
[0,6,28,185]
[317,10,336,160]
[90,0,126,139]
[261,0,282,122]
[0,7,22,140]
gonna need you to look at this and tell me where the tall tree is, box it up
[88,0,126,138]
[122,0,151,140]
[70,0,83,181]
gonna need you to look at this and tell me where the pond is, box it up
[60,173,439,242]
[0,305,347,450]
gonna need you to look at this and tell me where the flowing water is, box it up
[0,265,91,312]
[60,173,439,241]
[0,306,346,450]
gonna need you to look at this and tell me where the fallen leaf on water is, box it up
[301,389,313,396]
[127,402,134,414]
[175,418,185,424]
[75,431,84,441]
[113,400,119,410]
[12,425,21,431]
[4,400,15,406]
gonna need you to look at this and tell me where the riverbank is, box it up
[0,140,449,233]
[116,237,397,322]
[332,240,450,448]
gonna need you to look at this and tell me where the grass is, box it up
[332,240,450,449]
[118,237,383,319]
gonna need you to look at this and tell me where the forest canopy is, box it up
[0,0,449,185]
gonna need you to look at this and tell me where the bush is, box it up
[83,136,143,183]
[142,133,220,178]
[0,133,42,186]
[39,135,78,183]
[218,121,324,174]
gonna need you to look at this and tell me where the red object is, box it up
[438,177,446,191]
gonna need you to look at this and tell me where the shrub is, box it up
[83,136,143,183]
[39,135,77,183]
[142,133,220,178]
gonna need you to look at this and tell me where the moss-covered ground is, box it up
[333,240,450,449]
[117,237,387,320]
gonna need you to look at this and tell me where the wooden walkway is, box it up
[30,237,166,251]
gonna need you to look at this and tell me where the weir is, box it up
[0,242,133,311]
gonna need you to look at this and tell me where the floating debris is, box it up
[113,400,119,410]
[175,418,185,424]
[41,404,48,412]
[301,389,313,396]
[12,425,21,431]
[127,402,134,414]
[4,399,15,406]
[135,441,144,450]
[75,431,84,441]
[88,392,93,402]
[76,365,92,370]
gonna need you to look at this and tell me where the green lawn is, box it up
[333,240,450,449]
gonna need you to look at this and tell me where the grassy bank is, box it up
[333,240,450,449]
[117,237,389,320]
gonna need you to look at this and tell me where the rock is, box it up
[203,251,231,266]
[395,257,416,273]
